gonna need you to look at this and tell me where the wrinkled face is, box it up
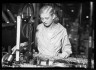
[40,13,54,27]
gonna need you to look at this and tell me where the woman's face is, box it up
[40,13,54,27]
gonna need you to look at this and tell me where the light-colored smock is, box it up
[35,23,72,60]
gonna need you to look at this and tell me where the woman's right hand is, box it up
[33,52,39,57]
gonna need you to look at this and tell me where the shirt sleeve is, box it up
[35,24,42,47]
[61,29,72,56]
[35,25,39,47]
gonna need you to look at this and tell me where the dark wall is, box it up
[2,25,28,48]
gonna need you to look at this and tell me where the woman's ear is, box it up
[52,14,56,19]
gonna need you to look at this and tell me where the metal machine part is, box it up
[2,55,94,68]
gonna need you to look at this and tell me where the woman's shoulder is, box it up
[58,23,68,35]
[36,23,43,30]
[58,23,67,31]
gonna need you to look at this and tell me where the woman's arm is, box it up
[59,29,72,58]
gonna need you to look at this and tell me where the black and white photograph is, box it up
[2,2,94,69]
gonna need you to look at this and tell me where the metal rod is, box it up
[88,1,93,68]
[2,11,10,23]
[16,16,21,62]
[7,9,16,23]
[77,3,82,55]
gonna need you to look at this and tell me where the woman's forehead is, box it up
[40,13,51,18]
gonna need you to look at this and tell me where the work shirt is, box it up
[35,23,72,60]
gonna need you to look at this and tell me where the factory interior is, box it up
[2,3,94,68]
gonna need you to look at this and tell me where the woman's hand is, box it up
[58,52,69,59]
[33,53,40,59]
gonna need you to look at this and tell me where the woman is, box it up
[34,5,72,61]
